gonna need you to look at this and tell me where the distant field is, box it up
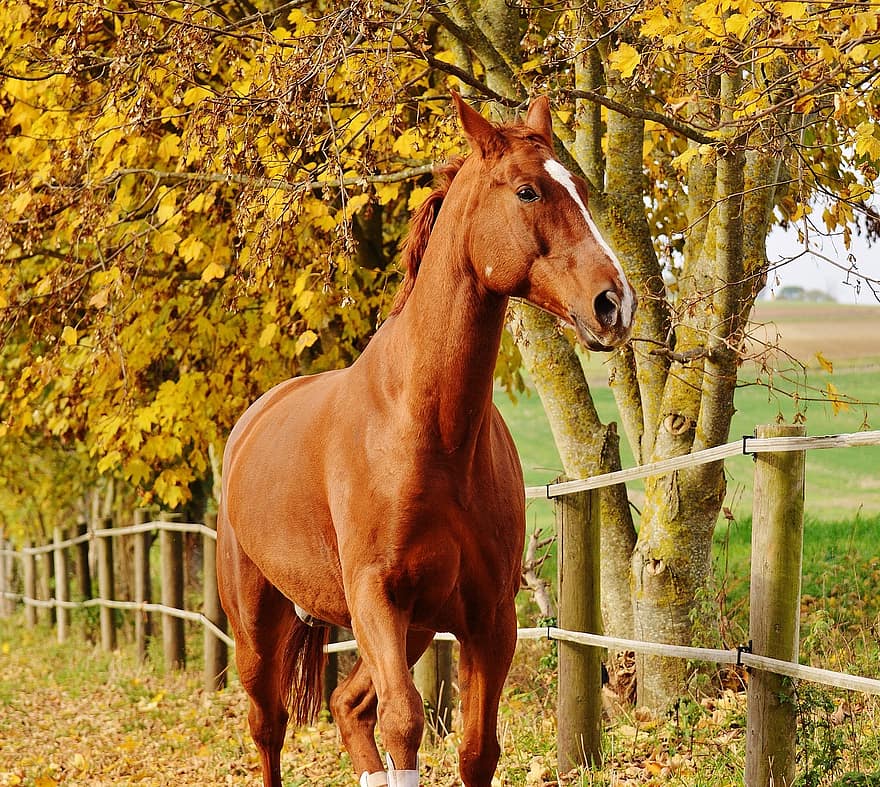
[748,301,880,366]
[497,301,880,522]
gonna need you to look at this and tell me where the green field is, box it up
[496,302,880,524]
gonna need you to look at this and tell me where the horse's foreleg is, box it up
[346,584,427,780]
[457,603,517,787]
[333,629,434,785]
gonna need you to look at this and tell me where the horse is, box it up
[216,92,636,787]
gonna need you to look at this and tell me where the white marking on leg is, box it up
[385,753,419,786]
[543,158,635,327]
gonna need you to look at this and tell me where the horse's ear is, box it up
[452,91,501,157]
[524,96,554,150]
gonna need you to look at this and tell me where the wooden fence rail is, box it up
[0,516,230,692]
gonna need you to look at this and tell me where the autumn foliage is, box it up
[2,0,880,708]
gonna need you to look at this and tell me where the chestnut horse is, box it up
[217,93,636,787]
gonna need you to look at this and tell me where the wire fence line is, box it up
[525,428,880,498]
[1,428,879,700]
[0,586,236,650]
[11,521,219,556]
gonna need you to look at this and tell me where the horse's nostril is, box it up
[594,290,621,328]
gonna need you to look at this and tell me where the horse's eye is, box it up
[516,185,540,203]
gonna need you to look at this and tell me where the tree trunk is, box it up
[509,305,635,638]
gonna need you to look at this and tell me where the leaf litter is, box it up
[2,614,876,786]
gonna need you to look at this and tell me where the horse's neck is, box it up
[385,234,507,453]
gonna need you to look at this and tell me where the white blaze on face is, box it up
[543,159,635,328]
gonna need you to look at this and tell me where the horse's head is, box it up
[451,93,636,351]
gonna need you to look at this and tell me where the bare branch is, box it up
[96,163,436,193]
[521,528,555,620]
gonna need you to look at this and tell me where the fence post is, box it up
[39,546,55,625]
[160,514,186,670]
[73,522,91,601]
[414,639,454,739]
[53,527,70,643]
[556,486,603,771]
[133,509,153,663]
[23,541,36,628]
[0,539,11,617]
[97,516,117,651]
[745,424,806,787]
[202,513,227,690]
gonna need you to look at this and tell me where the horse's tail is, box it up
[282,619,330,727]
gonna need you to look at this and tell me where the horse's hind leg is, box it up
[331,629,434,783]
[218,523,303,787]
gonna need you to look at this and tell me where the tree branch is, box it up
[569,88,717,146]
[96,163,436,193]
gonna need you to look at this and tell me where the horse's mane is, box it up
[389,157,464,316]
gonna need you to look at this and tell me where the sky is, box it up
[764,221,880,305]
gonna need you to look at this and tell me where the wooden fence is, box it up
[1,426,880,786]
[0,512,231,692]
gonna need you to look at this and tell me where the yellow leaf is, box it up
[826,382,850,415]
[375,182,400,206]
[97,450,122,475]
[345,193,371,215]
[815,351,833,374]
[201,261,225,282]
[10,190,32,217]
[35,777,58,787]
[392,128,423,158]
[639,6,675,37]
[258,322,278,348]
[407,186,433,211]
[855,122,880,160]
[608,42,641,79]
[287,7,317,35]
[294,329,318,355]
[725,13,750,39]
[61,325,77,346]
[180,235,207,264]
[187,191,214,213]
[790,202,810,221]
[671,145,700,171]
[778,1,807,20]
[1,641,9,654]
[152,229,181,255]
[156,133,180,162]
[89,286,111,309]
[182,85,213,105]
[691,0,726,35]
[155,189,178,225]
